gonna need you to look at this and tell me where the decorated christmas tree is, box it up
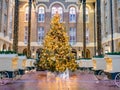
[38,13,78,72]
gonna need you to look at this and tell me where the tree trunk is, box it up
[93,3,96,56]
[27,0,32,58]
[13,0,19,53]
[83,0,86,58]
[96,0,102,55]
[110,0,114,52]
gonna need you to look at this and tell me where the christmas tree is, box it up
[38,13,78,72]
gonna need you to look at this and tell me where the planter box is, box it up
[79,59,93,68]
[17,56,27,69]
[26,59,32,67]
[0,54,17,58]
[0,54,18,71]
[105,55,120,72]
[30,59,36,67]
[92,57,106,70]
[26,59,36,67]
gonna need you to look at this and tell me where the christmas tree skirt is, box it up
[47,71,56,79]
[47,69,69,80]
[57,68,69,79]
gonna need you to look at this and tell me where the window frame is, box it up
[69,27,76,45]
[51,6,63,22]
[38,6,45,22]
[38,27,44,44]
[69,7,76,23]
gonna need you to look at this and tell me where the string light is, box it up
[37,13,78,72]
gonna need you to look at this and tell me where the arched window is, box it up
[69,27,76,45]
[38,6,45,22]
[25,6,29,21]
[51,6,63,21]
[69,7,76,22]
[86,7,89,22]
[38,27,44,44]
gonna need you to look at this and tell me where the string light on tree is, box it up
[37,13,78,72]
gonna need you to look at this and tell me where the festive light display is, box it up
[37,13,78,72]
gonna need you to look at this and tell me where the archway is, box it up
[86,49,90,58]
[23,48,28,56]
[8,46,11,51]
[72,48,77,59]
[81,49,91,58]
[36,48,43,59]
[3,44,7,51]
[118,42,120,52]
[23,48,31,57]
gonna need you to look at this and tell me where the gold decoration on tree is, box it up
[38,13,78,72]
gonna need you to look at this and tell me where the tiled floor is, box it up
[0,71,119,90]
